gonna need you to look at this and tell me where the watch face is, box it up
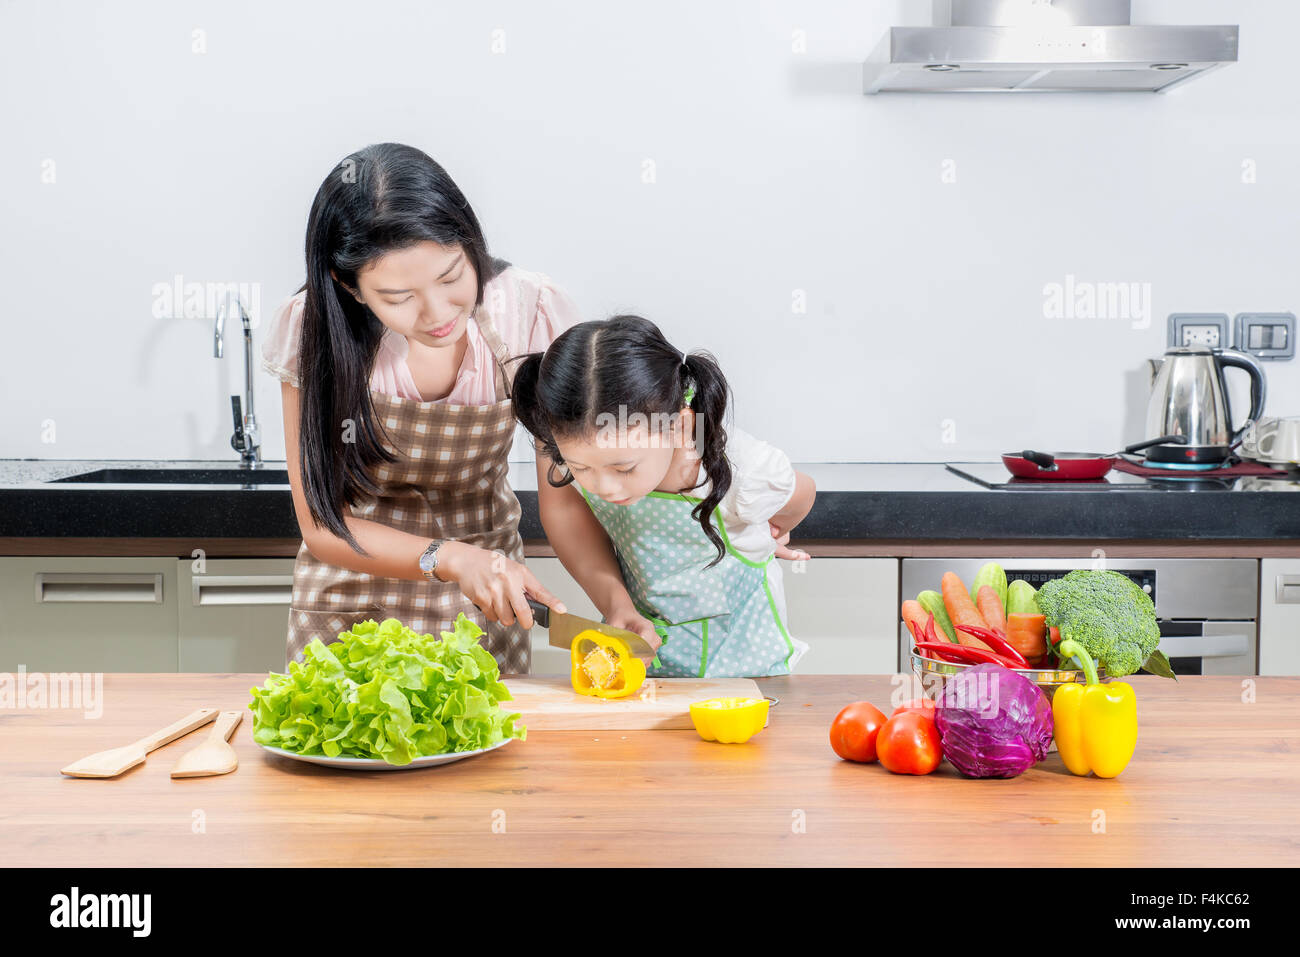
[420,543,440,575]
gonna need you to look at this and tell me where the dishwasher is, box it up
[899,558,1258,676]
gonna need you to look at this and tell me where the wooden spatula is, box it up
[170,710,243,778]
[60,708,217,778]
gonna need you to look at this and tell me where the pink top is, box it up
[260,265,584,404]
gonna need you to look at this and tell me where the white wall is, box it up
[3,0,1295,464]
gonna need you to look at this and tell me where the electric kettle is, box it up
[1144,347,1267,468]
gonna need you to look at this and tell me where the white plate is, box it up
[256,736,514,771]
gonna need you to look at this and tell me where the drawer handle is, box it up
[192,575,293,606]
[36,573,163,604]
[1277,575,1300,605]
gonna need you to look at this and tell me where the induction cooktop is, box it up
[945,462,1244,491]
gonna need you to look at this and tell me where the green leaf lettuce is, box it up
[249,614,525,765]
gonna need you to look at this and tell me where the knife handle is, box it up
[526,596,551,628]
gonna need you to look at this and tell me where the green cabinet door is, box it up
[177,558,295,673]
[0,557,179,672]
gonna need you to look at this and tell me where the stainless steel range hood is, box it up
[863,0,1237,93]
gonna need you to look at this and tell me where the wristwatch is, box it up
[418,539,447,581]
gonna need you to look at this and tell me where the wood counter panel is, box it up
[1,674,1296,867]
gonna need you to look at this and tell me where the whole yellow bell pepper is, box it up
[1052,638,1137,778]
[570,630,646,699]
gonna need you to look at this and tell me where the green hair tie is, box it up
[683,382,696,406]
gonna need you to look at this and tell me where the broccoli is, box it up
[1035,570,1163,677]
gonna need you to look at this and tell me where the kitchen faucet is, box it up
[213,293,262,468]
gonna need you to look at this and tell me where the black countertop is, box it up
[2,458,1298,542]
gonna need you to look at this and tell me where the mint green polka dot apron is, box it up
[580,488,807,678]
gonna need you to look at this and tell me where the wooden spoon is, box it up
[170,711,243,778]
[60,708,217,778]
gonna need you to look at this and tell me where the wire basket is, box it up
[909,649,1102,699]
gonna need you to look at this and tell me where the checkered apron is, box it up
[284,310,529,672]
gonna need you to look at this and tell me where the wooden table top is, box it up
[3,673,1297,867]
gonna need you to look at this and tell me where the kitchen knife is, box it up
[526,598,658,657]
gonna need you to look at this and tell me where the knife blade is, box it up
[526,598,658,657]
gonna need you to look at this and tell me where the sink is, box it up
[49,467,290,486]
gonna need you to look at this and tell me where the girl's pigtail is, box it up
[508,353,572,487]
[682,351,733,567]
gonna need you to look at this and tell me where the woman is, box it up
[262,142,661,671]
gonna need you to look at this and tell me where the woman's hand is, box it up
[437,541,565,628]
[770,524,811,563]
[604,599,661,664]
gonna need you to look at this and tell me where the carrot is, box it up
[901,600,929,641]
[1005,613,1047,666]
[941,571,991,650]
[976,585,1006,633]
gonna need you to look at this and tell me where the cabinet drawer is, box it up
[784,558,899,674]
[178,558,295,673]
[1260,558,1300,676]
[0,557,178,672]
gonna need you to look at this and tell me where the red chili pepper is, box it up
[912,641,970,665]
[915,641,1027,670]
[1049,626,1062,645]
[954,624,1031,668]
[924,613,940,644]
[906,620,924,644]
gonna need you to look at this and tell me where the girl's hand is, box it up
[437,542,565,628]
[770,524,811,563]
[604,600,662,664]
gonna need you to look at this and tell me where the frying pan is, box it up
[1002,435,1186,480]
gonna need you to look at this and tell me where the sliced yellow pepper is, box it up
[570,629,646,699]
[1052,639,1138,778]
[689,697,769,744]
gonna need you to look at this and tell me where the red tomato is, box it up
[891,699,937,722]
[876,712,943,775]
[829,701,888,763]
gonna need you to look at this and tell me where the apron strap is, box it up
[472,307,514,402]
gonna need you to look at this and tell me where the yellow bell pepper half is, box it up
[1052,639,1138,778]
[570,629,646,699]
[689,697,769,744]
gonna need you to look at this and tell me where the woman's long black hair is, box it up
[510,315,734,567]
[296,142,506,556]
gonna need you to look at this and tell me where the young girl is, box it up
[510,315,816,678]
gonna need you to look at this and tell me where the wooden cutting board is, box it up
[500,676,763,730]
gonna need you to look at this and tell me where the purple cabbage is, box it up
[935,664,1054,778]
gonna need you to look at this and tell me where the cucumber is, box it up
[916,590,957,642]
[1006,579,1041,617]
[968,562,1008,612]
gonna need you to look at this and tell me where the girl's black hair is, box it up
[510,315,734,567]
[295,142,507,555]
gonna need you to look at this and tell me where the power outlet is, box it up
[1168,313,1230,349]
[1183,325,1221,347]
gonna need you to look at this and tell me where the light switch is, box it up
[1234,312,1295,360]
